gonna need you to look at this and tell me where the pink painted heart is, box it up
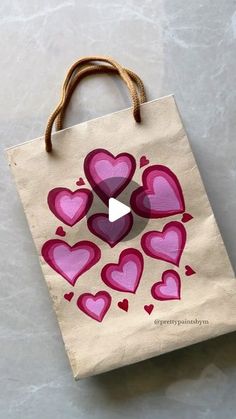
[181,212,193,223]
[84,148,136,205]
[141,221,186,266]
[48,187,93,227]
[41,239,101,286]
[64,291,74,302]
[144,304,154,315]
[55,226,66,237]
[118,298,129,312]
[185,265,196,276]
[76,177,85,186]
[77,291,111,322]
[130,165,185,218]
[151,270,181,301]
[140,155,149,168]
[87,213,133,247]
[101,248,144,293]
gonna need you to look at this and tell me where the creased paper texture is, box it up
[7,95,236,379]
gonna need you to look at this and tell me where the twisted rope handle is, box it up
[45,56,144,152]
[56,63,147,131]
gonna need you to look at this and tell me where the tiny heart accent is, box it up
[64,292,74,302]
[76,177,85,186]
[181,213,193,223]
[185,265,196,276]
[144,304,154,315]
[55,226,66,237]
[140,155,149,168]
[118,299,129,312]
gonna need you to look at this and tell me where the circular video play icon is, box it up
[86,177,151,247]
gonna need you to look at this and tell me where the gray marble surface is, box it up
[0,1,236,418]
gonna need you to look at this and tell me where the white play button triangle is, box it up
[108,198,131,222]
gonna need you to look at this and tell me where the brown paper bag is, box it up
[7,57,236,379]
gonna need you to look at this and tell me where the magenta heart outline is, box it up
[84,148,136,205]
[41,239,101,286]
[87,212,133,248]
[77,291,111,322]
[141,221,186,266]
[151,270,181,301]
[101,248,144,293]
[48,187,93,226]
[130,165,185,218]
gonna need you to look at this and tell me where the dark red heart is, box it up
[181,213,193,223]
[76,177,85,186]
[118,299,129,312]
[55,226,66,237]
[144,304,154,315]
[140,155,149,168]
[64,292,74,302]
[185,265,196,276]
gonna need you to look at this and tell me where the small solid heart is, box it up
[55,226,66,237]
[64,292,74,302]
[185,265,196,276]
[76,177,85,186]
[118,299,129,312]
[144,304,154,315]
[181,213,193,223]
[140,155,149,168]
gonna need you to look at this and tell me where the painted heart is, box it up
[140,155,149,168]
[141,221,186,266]
[151,270,181,301]
[87,213,133,247]
[64,291,74,302]
[181,213,193,223]
[41,239,101,286]
[130,165,185,218]
[144,304,154,315]
[118,299,129,312]
[55,226,66,237]
[185,265,196,276]
[77,291,111,322]
[84,148,136,205]
[76,177,85,186]
[48,187,93,227]
[101,248,144,293]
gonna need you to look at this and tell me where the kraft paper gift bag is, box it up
[7,56,236,379]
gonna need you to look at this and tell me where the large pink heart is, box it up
[84,148,136,205]
[41,239,101,286]
[101,248,143,293]
[87,213,133,247]
[141,221,186,266]
[151,270,181,300]
[130,165,185,218]
[77,291,111,322]
[48,187,93,226]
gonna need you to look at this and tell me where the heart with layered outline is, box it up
[84,148,136,205]
[131,165,185,218]
[101,248,144,293]
[41,239,101,286]
[77,291,111,322]
[87,212,133,247]
[151,270,181,301]
[48,187,93,226]
[141,221,186,266]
